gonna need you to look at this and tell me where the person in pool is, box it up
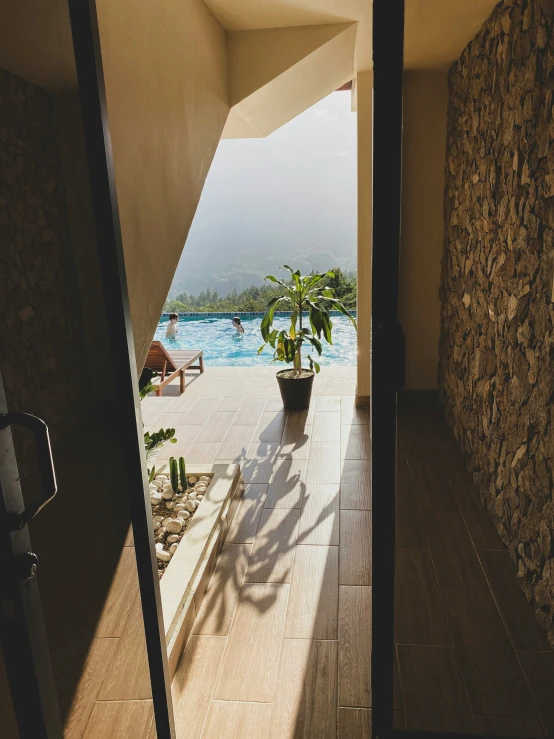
[232,316,244,334]
[166,313,179,338]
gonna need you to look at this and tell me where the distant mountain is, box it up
[168,91,356,300]
[168,250,356,297]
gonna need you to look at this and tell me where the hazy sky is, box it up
[171,91,357,297]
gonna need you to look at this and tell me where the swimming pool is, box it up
[154,314,357,367]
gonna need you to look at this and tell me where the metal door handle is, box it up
[0,413,57,531]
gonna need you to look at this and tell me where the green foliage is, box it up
[169,457,179,493]
[144,428,177,471]
[163,270,356,314]
[178,457,187,491]
[258,266,356,374]
[323,267,357,310]
[139,377,157,400]
[164,299,188,313]
[148,466,157,483]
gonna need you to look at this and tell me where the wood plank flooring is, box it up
[395,404,554,738]
[166,390,371,739]
[72,383,554,739]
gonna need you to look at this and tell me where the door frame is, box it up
[370,0,405,737]
[67,1,175,736]
[370,2,522,738]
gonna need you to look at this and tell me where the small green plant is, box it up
[179,457,187,491]
[259,266,356,374]
[169,457,179,493]
[139,379,157,400]
[144,428,176,475]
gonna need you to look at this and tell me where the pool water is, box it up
[155,314,356,367]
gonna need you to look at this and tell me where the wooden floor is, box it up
[60,367,554,739]
[396,404,554,738]
[145,370,372,739]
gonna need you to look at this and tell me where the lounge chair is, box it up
[145,341,204,396]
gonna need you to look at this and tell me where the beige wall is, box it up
[356,71,372,401]
[399,70,448,390]
[96,0,230,369]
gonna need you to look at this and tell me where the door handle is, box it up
[0,413,57,531]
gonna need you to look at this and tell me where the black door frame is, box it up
[370,2,528,738]
[67,1,175,737]
[370,0,405,736]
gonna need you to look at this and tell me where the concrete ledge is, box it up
[157,463,243,678]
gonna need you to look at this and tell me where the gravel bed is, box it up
[149,473,213,579]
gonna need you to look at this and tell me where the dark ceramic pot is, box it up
[276,369,315,410]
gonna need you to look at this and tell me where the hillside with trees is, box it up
[163,268,356,314]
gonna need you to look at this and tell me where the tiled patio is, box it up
[144,365,372,739]
[61,368,554,738]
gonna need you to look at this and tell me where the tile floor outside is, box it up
[146,366,372,739]
[63,368,554,738]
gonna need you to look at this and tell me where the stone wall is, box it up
[440,0,554,644]
[0,69,89,458]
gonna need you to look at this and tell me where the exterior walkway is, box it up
[58,369,554,738]
[144,365,372,738]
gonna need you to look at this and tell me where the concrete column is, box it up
[356,71,373,405]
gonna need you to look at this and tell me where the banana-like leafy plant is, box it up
[259,266,356,374]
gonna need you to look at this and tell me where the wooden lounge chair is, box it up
[145,341,204,396]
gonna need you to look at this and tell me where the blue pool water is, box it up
[155,314,356,367]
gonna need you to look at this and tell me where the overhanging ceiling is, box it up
[204,0,501,72]
[0,0,500,92]
[223,22,357,138]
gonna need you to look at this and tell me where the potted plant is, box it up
[259,266,357,409]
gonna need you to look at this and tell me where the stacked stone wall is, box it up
[440,0,554,643]
[0,69,88,457]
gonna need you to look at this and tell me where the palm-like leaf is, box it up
[259,266,356,373]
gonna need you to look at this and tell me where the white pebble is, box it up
[184,501,196,513]
[162,489,174,500]
[166,519,184,534]
[156,549,171,562]
[153,521,161,530]
[153,515,164,522]
[155,542,164,551]
[188,492,197,500]
[155,475,168,481]
[188,476,198,484]
[166,502,175,510]
[158,526,166,536]
[170,543,179,554]
[162,517,172,527]
[150,493,163,505]
[167,534,179,543]
[200,475,210,482]
[180,511,191,519]
[175,503,186,512]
